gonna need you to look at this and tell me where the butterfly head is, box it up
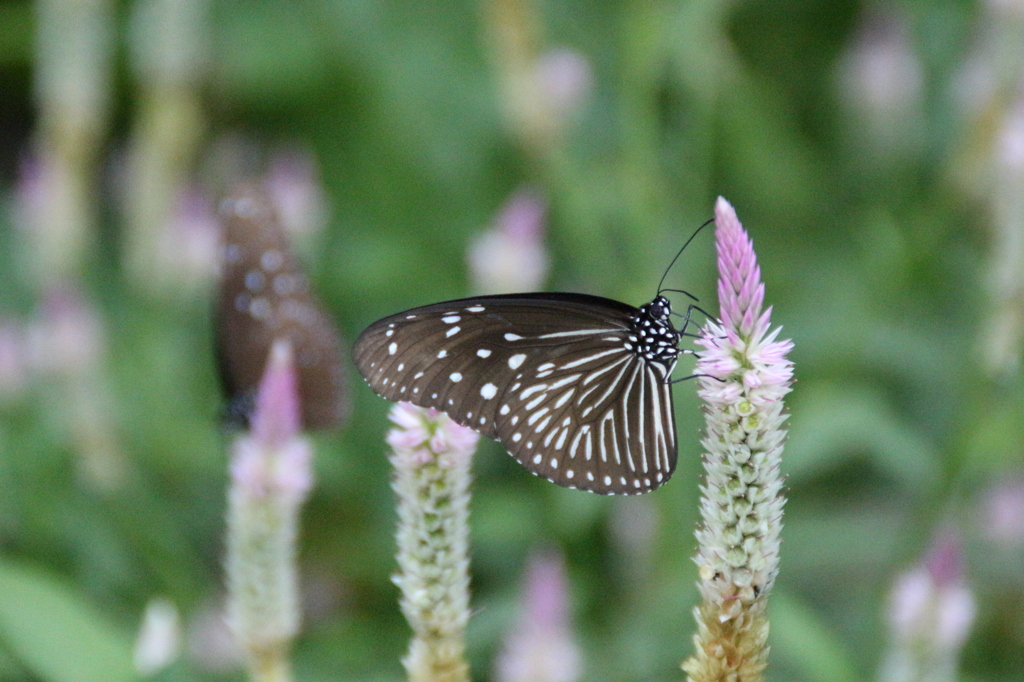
[631,295,680,375]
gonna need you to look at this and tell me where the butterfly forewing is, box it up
[354,293,680,494]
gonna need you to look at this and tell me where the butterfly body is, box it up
[353,292,682,494]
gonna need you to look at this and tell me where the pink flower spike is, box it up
[982,477,1024,546]
[881,529,976,682]
[468,186,550,294]
[495,549,581,682]
[225,338,314,679]
[387,403,479,680]
[166,187,220,286]
[265,146,329,241]
[535,48,593,122]
[685,198,793,682]
[251,339,302,447]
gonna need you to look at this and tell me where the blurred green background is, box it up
[1,0,1023,680]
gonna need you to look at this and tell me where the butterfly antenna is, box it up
[657,217,714,296]
[662,288,699,303]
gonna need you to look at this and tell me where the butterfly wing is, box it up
[216,187,348,430]
[353,293,677,494]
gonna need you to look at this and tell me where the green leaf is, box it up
[770,590,864,682]
[0,560,135,682]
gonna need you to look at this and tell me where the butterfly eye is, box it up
[650,297,669,318]
[215,185,348,430]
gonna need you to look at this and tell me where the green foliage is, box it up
[0,560,135,682]
[1,0,1022,680]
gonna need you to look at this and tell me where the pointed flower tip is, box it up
[710,198,773,341]
[251,338,302,445]
[714,196,737,225]
[713,196,749,255]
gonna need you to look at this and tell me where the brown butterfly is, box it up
[215,185,347,430]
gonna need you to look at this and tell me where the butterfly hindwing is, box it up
[353,293,679,494]
[485,326,677,494]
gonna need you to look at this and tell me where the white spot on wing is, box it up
[273,274,297,295]
[388,342,397,355]
[466,306,485,312]
[442,315,461,324]
[446,326,461,337]
[245,270,265,291]
[249,297,271,320]
[450,372,463,382]
[261,249,284,271]
[505,333,523,341]
[437,350,448,358]
[480,383,497,399]
[508,354,526,369]
[476,349,492,358]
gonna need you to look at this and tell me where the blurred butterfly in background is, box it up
[353,225,710,495]
[215,185,347,430]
